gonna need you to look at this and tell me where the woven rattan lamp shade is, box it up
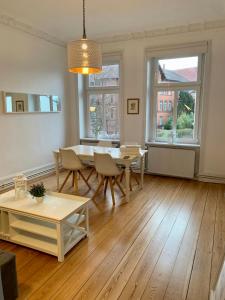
[67,39,102,74]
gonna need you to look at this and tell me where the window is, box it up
[159,116,163,126]
[86,61,120,139]
[163,100,167,111]
[148,50,205,144]
[159,100,163,111]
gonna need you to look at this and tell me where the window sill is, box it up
[80,138,120,144]
[146,141,200,150]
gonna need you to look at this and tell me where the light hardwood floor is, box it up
[0,172,225,300]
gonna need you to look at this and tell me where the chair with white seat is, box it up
[92,152,125,205]
[59,148,91,193]
[98,140,113,147]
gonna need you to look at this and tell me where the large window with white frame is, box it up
[85,58,121,139]
[147,46,206,144]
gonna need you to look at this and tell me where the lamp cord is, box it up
[83,0,87,39]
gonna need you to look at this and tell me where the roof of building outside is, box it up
[159,65,197,82]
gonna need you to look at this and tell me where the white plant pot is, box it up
[35,196,44,203]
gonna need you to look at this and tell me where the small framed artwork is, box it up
[16,101,24,112]
[127,98,139,114]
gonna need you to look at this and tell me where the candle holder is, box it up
[14,174,27,200]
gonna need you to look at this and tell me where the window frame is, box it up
[149,52,204,145]
[84,58,121,139]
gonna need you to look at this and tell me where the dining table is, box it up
[53,145,148,202]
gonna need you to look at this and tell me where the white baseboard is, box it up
[0,163,55,191]
[145,170,225,184]
[198,174,225,184]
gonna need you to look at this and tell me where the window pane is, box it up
[176,90,196,141]
[89,64,119,87]
[156,91,174,141]
[104,94,120,138]
[88,93,120,139]
[158,56,198,83]
[88,94,103,138]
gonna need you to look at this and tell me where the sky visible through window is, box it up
[159,56,198,70]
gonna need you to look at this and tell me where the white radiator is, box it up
[147,147,195,178]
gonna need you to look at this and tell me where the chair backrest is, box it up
[94,152,121,176]
[60,148,84,170]
[98,140,113,147]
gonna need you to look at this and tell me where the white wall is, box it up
[99,27,225,178]
[0,24,68,181]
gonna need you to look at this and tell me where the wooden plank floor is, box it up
[0,172,225,300]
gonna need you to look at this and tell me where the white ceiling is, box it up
[0,0,224,42]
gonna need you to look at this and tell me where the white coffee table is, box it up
[0,190,90,262]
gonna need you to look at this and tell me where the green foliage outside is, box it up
[177,91,194,116]
[176,91,194,132]
[176,112,194,129]
[164,116,173,130]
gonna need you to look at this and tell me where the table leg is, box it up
[56,223,64,262]
[74,171,78,192]
[53,151,60,192]
[85,206,89,237]
[125,165,130,202]
[140,155,145,189]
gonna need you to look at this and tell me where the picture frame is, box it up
[127,98,139,114]
[16,101,24,112]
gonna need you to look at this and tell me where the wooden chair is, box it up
[92,152,125,205]
[59,148,91,193]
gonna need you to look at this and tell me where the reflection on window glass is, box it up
[88,93,119,139]
[6,96,12,112]
[89,64,119,88]
[52,96,59,112]
[158,56,198,83]
[40,96,50,112]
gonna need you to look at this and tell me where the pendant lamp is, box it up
[67,0,102,75]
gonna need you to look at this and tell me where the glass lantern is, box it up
[14,174,27,200]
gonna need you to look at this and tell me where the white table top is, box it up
[55,145,147,161]
[0,190,90,221]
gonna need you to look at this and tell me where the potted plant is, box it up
[29,183,46,203]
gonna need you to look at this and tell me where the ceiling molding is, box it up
[0,12,225,47]
[97,19,225,44]
[0,13,65,47]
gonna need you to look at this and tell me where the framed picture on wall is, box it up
[16,101,24,112]
[127,98,139,114]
